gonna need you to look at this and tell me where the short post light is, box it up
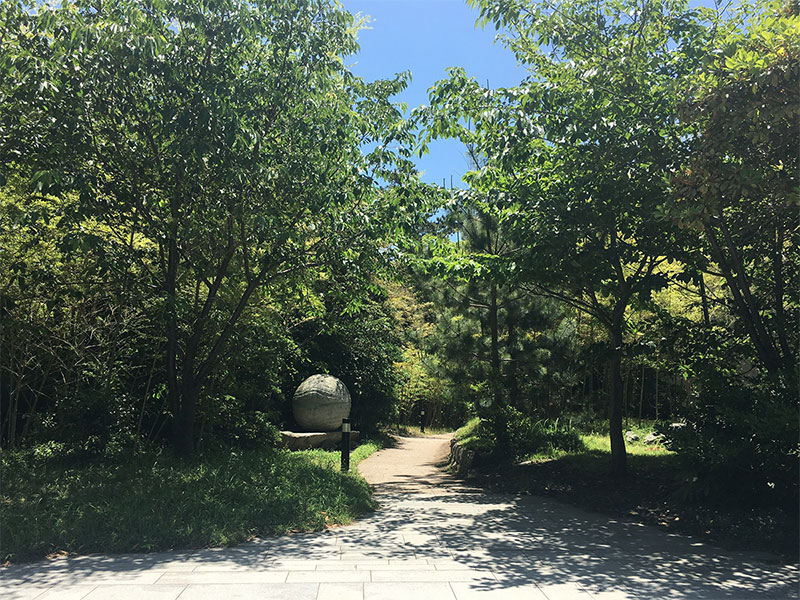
[341,418,351,472]
[420,409,426,434]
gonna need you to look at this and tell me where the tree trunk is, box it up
[654,368,659,420]
[638,363,645,426]
[507,314,521,409]
[173,382,198,457]
[699,273,711,328]
[609,320,627,478]
[489,283,508,457]
[489,283,500,406]
[623,361,631,429]
[773,225,795,380]
[705,220,782,377]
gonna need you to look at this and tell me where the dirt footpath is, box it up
[358,433,455,494]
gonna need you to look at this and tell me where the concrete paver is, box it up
[285,570,370,582]
[1,434,797,599]
[34,586,99,600]
[176,583,319,599]
[82,584,187,599]
[364,581,456,600]
[317,582,364,600]
[451,581,550,599]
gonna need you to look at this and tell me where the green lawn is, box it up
[1,440,383,563]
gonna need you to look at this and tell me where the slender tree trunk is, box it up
[489,283,500,406]
[638,363,645,426]
[507,315,521,409]
[489,283,508,457]
[623,361,631,429]
[667,374,673,419]
[773,225,795,378]
[581,367,588,409]
[654,368,659,421]
[705,220,782,376]
[20,361,52,443]
[173,381,199,457]
[165,234,180,432]
[609,319,627,478]
[8,375,20,448]
[136,355,159,438]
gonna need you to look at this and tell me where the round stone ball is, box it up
[292,374,351,432]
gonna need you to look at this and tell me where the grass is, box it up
[295,438,385,468]
[452,417,492,452]
[0,439,384,563]
[383,424,454,437]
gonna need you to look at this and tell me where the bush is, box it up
[455,410,585,462]
[503,407,585,461]
[199,395,282,451]
[660,377,798,509]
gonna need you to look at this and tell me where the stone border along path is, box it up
[2,434,797,599]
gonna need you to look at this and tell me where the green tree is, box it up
[667,0,799,387]
[418,190,566,455]
[421,0,712,476]
[1,0,416,454]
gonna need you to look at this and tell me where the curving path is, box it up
[2,434,797,599]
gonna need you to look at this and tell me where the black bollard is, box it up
[341,418,351,472]
[420,409,425,434]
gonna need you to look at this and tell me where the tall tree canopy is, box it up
[0,0,418,454]
[667,0,799,387]
[421,0,713,476]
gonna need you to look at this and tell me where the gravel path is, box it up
[2,434,797,600]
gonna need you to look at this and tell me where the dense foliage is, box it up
[1,0,418,454]
[0,0,796,555]
[410,0,797,505]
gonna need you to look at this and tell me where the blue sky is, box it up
[341,0,524,186]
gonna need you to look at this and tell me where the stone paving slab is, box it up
[155,571,288,584]
[317,582,364,600]
[451,581,550,599]
[364,582,456,600]
[177,583,319,599]
[285,570,371,583]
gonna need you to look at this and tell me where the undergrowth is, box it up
[1,440,383,563]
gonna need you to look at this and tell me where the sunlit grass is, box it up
[296,438,385,467]
[452,417,492,452]
[384,424,455,437]
[1,440,385,563]
[452,416,673,462]
[581,433,673,456]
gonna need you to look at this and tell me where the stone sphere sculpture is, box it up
[292,374,351,432]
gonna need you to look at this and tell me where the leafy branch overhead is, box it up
[0,0,421,455]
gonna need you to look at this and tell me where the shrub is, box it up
[660,377,798,509]
[504,407,584,461]
[455,411,585,462]
[199,395,282,451]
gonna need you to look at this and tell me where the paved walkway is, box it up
[2,435,797,599]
